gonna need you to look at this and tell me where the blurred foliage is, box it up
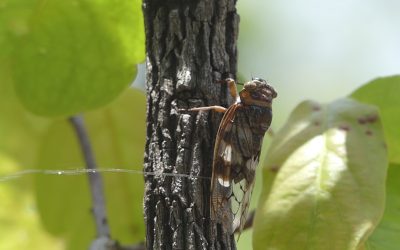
[365,164,400,250]
[0,83,146,249]
[0,154,64,249]
[0,0,146,249]
[0,62,56,248]
[35,89,146,249]
[254,98,387,249]
[1,0,144,116]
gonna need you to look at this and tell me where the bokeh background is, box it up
[236,1,400,249]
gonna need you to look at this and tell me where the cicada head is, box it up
[239,78,277,107]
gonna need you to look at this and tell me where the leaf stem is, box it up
[69,115,110,238]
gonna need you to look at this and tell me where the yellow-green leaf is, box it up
[365,164,400,250]
[6,0,144,116]
[0,66,59,249]
[35,88,146,249]
[351,75,400,164]
[254,98,388,250]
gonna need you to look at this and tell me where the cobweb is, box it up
[0,167,211,182]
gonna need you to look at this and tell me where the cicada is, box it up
[188,78,277,235]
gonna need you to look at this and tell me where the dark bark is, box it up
[143,0,239,249]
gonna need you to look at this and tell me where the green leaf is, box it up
[0,67,61,248]
[6,0,144,116]
[0,154,64,249]
[365,164,400,250]
[351,75,400,164]
[253,98,388,250]
[35,88,146,249]
[0,65,49,167]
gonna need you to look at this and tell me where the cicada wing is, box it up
[210,104,239,234]
[232,154,258,235]
[211,104,260,235]
[211,79,274,237]
[228,107,260,235]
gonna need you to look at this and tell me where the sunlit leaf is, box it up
[351,75,400,164]
[5,0,144,116]
[35,88,146,249]
[254,98,388,250]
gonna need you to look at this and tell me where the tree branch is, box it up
[69,115,110,238]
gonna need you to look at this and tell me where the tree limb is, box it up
[69,115,110,238]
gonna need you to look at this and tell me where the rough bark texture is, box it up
[143,0,239,249]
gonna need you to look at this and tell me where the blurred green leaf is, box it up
[0,154,65,249]
[35,88,146,249]
[0,65,49,167]
[351,75,400,164]
[0,66,61,248]
[365,164,400,250]
[254,98,388,250]
[5,0,144,116]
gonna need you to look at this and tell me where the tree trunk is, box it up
[143,0,239,249]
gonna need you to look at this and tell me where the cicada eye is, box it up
[251,92,260,99]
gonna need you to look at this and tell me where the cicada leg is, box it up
[187,106,227,113]
[218,78,239,101]
[180,78,238,113]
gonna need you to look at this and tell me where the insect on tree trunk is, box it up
[142,0,239,249]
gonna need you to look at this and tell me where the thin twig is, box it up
[69,115,110,238]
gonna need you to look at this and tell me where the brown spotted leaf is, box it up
[254,98,388,250]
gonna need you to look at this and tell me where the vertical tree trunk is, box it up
[143,0,239,249]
